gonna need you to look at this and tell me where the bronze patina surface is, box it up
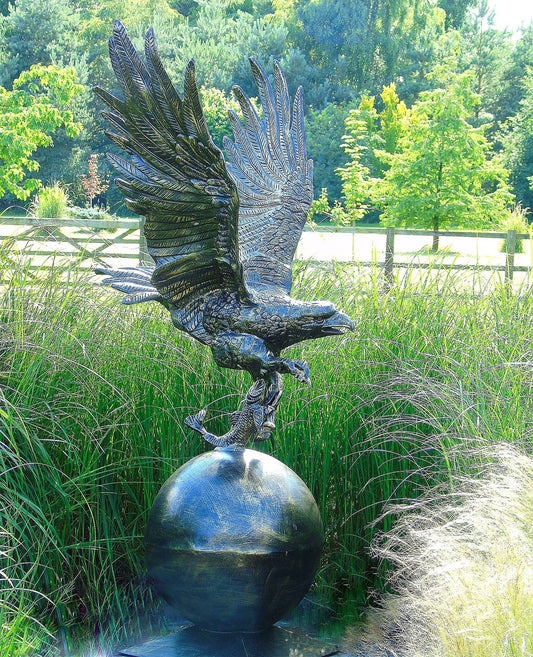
[94,21,350,639]
[144,447,323,633]
[94,21,353,446]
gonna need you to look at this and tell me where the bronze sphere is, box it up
[145,447,323,633]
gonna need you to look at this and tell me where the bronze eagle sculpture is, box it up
[95,21,353,447]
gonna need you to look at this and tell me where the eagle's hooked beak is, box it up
[321,310,355,336]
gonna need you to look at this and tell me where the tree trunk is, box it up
[432,216,439,252]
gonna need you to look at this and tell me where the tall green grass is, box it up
[1,247,532,654]
[282,262,533,614]
[31,184,70,220]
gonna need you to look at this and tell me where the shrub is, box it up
[499,205,531,253]
[67,205,118,232]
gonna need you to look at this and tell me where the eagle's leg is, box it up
[211,332,310,385]
[187,335,306,447]
[272,359,310,385]
[253,371,283,442]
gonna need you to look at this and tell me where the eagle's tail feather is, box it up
[95,266,165,306]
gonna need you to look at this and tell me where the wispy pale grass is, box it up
[347,444,532,657]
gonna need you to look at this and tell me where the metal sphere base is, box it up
[118,622,343,657]
[145,447,324,633]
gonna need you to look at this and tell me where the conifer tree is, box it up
[501,70,533,217]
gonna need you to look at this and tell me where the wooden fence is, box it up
[314,224,532,285]
[0,216,145,268]
[1,216,531,285]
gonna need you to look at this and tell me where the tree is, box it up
[272,0,450,105]
[392,6,447,103]
[306,102,352,201]
[2,0,79,85]
[80,154,108,207]
[495,25,533,127]
[458,1,513,126]
[199,86,242,146]
[337,110,372,221]
[75,0,182,90]
[372,65,513,250]
[438,0,480,30]
[500,69,533,217]
[337,84,407,219]
[366,84,407,176]
[0,64,83,200]
[160,0,255,91]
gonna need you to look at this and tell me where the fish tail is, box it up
[184,409,207,434]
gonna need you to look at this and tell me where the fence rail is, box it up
[0,216,144,267]
[1,216,531,284]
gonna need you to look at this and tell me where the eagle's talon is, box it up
[284,358,310,385]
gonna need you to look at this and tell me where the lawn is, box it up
[298,225,532,271]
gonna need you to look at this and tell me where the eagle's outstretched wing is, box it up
[223,59,313,297]
[94,21,248,343]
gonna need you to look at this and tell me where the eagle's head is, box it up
[283,300,354,345]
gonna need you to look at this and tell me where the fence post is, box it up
[384,226,395,289]
[139,217,151,266]
[505,229,516,285]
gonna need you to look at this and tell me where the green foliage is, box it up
[500,69,533,218]
[1,0,80,84]
[1,0,529,210]
[199,86,242,146]
[356,84,408,177]
[289,0,375,93]
[0,525,59,656]
[439,0,480,29]
[495,25,533,127]
[391,4,448,103]
[498,205,531,253]
[373,65,514,245]
[306,103,352,202]
[160,0,256,91]
[458,1,513,127]
[337,112,372,221]
[273,0,453,105]
[378,85,408,157]
[308,187,330,224]
[33,57,95,194]
[337,84,407,220]
[66,205,117,222]
[0,64,83,200]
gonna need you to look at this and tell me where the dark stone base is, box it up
[118,623,342,657]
